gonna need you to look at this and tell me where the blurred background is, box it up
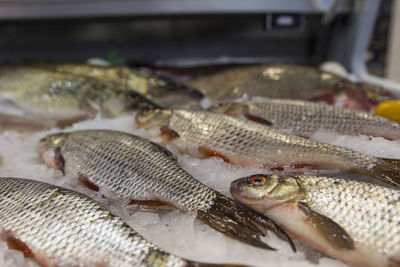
[0,0,399,86]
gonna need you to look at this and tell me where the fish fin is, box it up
[160,126,180,144]
[0,113,51,132]
[54,147,65,175]
[377,158,400,169]
[298,202,354,250]
[244,114,273,127]
[78,175,99,192]
[128,199,170,208]
[1,231,34,259]
[198,146,231,163]
[366,163,400,188]
[197,194,295,251]
[55,116,88,128]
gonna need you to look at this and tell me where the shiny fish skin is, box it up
[0,177,189,267]
[0,65,159,123]
[23,60,203,109]
[38,130,294,251]
[135,109,400,188]
[230,174,400,267]
[210,98,400,140]
[185,65,340,101]
[184,65,395,111]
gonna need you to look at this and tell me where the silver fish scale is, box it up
[59,130,216,211]
[298,175,400,256]
[247,98,400,138]
[0,177,187,267]
[169,110,378,170]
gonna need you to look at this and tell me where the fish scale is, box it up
[0,177,188,267]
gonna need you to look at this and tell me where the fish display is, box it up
[184,65,396,112]
[0,177,240,267]
[0,64,159,126]
[209,98,400,140]
[230,174,400,267]
[23,60,203,109]
[38,130,294,251]
[136,109,400,188]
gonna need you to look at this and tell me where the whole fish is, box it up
[38,130,294,251]
[0,177,241,267]
[184,65,396,112]
[135,109,400,188]
[0,65,159,125]
[209,98,400,140]
[23,60,203,109]
[230,174,400,267]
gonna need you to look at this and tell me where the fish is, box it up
[135,109,400,188]
[38,130,294,251]
[0,177,245,267]
[230,174,400,267]
[22,60,203,109]
[209,98,400,140]
[0,64,160,125]
[184,65,396,112]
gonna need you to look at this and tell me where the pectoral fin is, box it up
[298,202,354,250]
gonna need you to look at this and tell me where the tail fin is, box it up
[197,193,295,251]
[360,162,400,188]
[377,157,400,170]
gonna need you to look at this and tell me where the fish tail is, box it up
[196,193,295,251]
[361,162,400,188]
[377,157,400,170]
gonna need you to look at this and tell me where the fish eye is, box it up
[250,175,267,186]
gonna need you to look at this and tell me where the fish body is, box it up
[135,109,400,188]
[0,177,191,267]
[230,174,400,267]
[39,130,293,250]
[0,65,159,123]
[210,98,400,140]
[185,65,396,111]
[24,60,203,109]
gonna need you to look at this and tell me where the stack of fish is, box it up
[0,61,400,267]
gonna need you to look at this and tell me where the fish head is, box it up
[38,133,68,171]
[135,109,173,129]
[230,174,304,212]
